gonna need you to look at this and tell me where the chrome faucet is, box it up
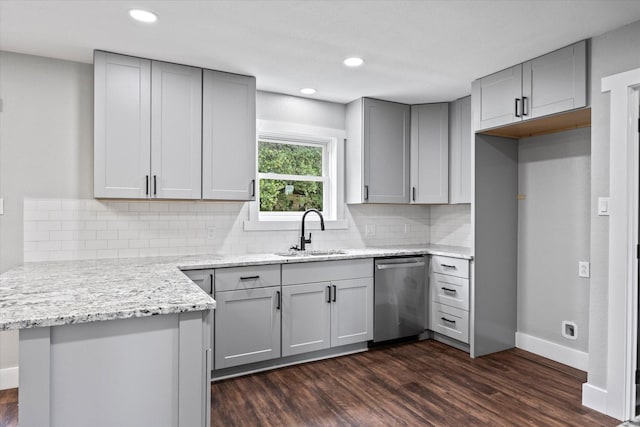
[297,209,325,251]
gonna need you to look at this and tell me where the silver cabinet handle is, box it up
[377,261,426,270]
[442,287,457,295]
[239,275,260,281]
[250,179,256,198]
[364,185,369,201]
[440,264,457,269]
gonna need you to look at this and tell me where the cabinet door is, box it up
[331,277,373,347]
[281,282,331,357]
[449,96,471,204]
[202,70,256,201]
[214,286,281,369]
[522,40,586,119]
[471,65,522,131]
[94,51,151,198]
[410,103,449,204]
[151,61,202,199]
[363,98,410,203]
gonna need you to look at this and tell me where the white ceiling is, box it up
[2,0,640,104]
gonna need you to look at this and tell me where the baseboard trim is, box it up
[515,332,588,371]
[582,382,608,414]
[0,366,18,390]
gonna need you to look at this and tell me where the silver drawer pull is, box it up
[440,264,457,269]
[239,275,260,281]
[441,317,456,325]
[442,287,457,295]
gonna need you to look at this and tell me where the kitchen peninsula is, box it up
[0,245,471,427]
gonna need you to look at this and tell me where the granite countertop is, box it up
[0,244,472,331]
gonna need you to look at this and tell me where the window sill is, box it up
[243,219,349,232]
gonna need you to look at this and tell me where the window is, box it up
[258,137,327,217]
[246,121,346,230]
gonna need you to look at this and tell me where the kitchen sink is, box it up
[275,249,347,257]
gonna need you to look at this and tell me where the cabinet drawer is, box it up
[430,256,469,278]
[430,273,469,310]
[430,302,469,344]
[282,259,373,285]
[215,265,280,292]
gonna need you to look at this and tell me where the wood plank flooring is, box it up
[0,340,620,426]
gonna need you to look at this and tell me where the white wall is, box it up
[0,51,93,380]
[587,19,640,392]
[517,128,591,353]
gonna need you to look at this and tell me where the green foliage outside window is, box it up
[258,141,324,212]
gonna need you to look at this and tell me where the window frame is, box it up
[245,120,347,231]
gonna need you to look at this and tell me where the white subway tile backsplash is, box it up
[23,198,471,262]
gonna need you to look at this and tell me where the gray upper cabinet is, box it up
[202,70,257,201]
[94,51,202,199]
[410,103,449,204]
[521,41,587,119]
[471,65,522,131]
[151,61,202,199]
[472,40,587,132]
[346,98,410,204]
[94,51,151,198]
[449,96,471,204]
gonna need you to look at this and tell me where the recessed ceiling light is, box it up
[129,9,158,23]
[343,57,364,67]
[300,88,316,95]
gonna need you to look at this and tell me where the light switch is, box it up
[598,197,610,216]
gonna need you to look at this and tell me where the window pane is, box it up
[258,141,323,176]
[260,179,323,212]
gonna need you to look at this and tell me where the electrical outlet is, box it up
[207,227,216,240]
[562,321,577,340]
[365,224,376,237]
[578,261,590,278]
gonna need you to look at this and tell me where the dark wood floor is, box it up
[0,340,620,426]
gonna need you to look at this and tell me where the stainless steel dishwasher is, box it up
[373,256,427,343]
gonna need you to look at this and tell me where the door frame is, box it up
[599,67,640,420]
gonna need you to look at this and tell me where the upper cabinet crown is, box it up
[471,40,587,132]
[346,98,411,204]
[94,51,257,201]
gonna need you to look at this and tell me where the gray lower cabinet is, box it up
[410,103,449,204]
[471,40,587,132]
[19,311,212,427]
[346,97,411,204]
[214,286,281,368]
[429,255,470,345]
[282,259,374,357]
[213,264,281,369]
[281,281,331,356]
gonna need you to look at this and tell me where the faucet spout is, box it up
[299,209,325,251]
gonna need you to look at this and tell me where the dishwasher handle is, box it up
[376,261,425,270]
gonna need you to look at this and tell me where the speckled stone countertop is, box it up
[0,244,471,331]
